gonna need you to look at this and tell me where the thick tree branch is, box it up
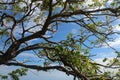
[4,62,75,76]
[51,6,120,19]
[0,1,120,80]
[0,41,20,64]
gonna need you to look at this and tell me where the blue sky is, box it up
[0,0,120,80]
[0,23,77,80]
[1,22,120,80]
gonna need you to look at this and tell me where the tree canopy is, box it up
[0,0,120,80]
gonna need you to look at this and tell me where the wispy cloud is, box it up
[114,25,120,32]
[18,53,38,58]
[106,37,120,48]
[94,57,119,73]
[71,28,77,34]
[102,25,120,48]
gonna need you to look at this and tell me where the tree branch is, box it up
[4,62,75,76]
[51,6,120,19]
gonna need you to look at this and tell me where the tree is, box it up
[0,0,120,80]
[0,68,28,80]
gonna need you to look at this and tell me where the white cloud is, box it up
[63,0,66,2]
[71,28,77,34]
[94,58,109,65]
[18,53,37,58]
[94,57,118,73]
[106,37,120,48]
[107,0,114,4]
[103,34,120,48]
[102,25,120,48]
[114,25,120,31]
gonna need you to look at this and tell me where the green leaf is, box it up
[103,58,107,62]
[0,74,8,79]
[115,51,120,57]
[66,33,73,39]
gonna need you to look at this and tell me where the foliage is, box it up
[0,0,120,80]
[0,68,28,80]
